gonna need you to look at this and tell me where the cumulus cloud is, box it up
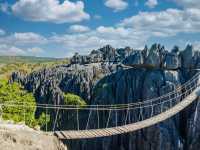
[69,25,90,33]
[0,32,47,56]
[120,8,200,37]
[0,44,44,56]
[145,0,158,8]
[0,32,47,45]
[192,41,200,50]
[0,44,26,56]
[171,0,200,8]
[50,26,147,55]
[11,0,90,23]
[105,0,128,12]
[2,3,200,57]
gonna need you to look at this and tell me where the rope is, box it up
[138,106,143,121]
[0,83,197,111]
[76,107,79,130]
[151,101,154,117]
[3,72,200,109]
[53,108,59,132]
[0,85,196,113]
[124,105,130,125]
[86,110,92,130]
[97,105,100,128]
[106,109,112,128]
[46,104,48,132]
[115,108,118,127]
[23,102,25,124]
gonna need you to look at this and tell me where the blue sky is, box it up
[0,0,200,57]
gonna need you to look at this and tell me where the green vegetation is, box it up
[0,56,69,129]
[37,112,50,129]
[0,79,48,128]
[64,93,86,106]
[0,56,69,80]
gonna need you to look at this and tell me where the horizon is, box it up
[0,0,200,57]
[0,43,197,58]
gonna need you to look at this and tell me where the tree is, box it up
[0,79,47,128]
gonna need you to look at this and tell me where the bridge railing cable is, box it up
[0,72,200,132]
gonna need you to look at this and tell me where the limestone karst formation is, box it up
[10,44,200,150]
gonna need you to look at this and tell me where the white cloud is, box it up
[2,3,200,57]
[193,41,200,50]
[120,8,200,37]
[0,29,5,36]
[69,25,90,33]
[50,26,147,55]
[0,44,44,56]
[105,0,128,12]
[0,32,47,45]
[11,0,90,24]
[171,0,200,8]
[0,44,26,56]
[145,0,158,8]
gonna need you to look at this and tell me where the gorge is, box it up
[10,43,200,150]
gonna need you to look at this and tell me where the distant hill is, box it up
[0,56,64,64]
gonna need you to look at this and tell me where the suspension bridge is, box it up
[1,72,200,140]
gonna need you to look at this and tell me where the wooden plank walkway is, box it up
[55,87,200,140]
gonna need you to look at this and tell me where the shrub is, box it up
[63,93,86,106]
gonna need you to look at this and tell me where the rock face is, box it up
[10,63,117,105]
[145,44,164,68]
[123,44,181,70]
[0,122,67,150]
[70,45,134,64]
[10,44,200,150]
[163,52,179,70]
[122,50,144,66]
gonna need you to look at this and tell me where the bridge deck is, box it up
[55,87,200,140]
